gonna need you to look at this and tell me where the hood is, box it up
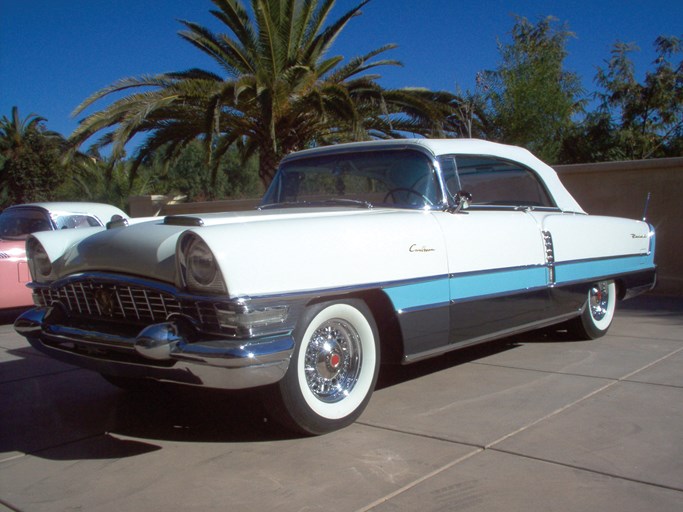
[47,207,401,285]
[55,219,185,283]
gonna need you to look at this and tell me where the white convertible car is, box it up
[15,139,656,434]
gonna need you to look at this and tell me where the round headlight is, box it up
[187,238,217,286]
[27,238,52,278]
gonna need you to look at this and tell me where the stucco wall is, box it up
[132,156,682,296]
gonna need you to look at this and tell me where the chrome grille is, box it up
[0,252,10,259]
[38,280,182,323]
[192,301,220,327]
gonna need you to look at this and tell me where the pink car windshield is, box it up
[0,209,53,240]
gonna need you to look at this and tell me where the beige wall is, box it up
[131,156,683,296]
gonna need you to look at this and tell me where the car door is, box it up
[433,155,554,346]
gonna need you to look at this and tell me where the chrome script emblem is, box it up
[94,288,117,316]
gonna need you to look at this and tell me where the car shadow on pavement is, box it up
[0,307,30,325]
[108,384,293,443]
[100,338,522,446]
[376,337,520,390]
[1,336,523,461]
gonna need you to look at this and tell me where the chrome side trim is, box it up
[447,263,548,280]
[556,252,654,267]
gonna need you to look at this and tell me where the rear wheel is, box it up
[269,299,379,435]
[567,280,616,340]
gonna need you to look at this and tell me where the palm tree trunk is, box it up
[258,143,280,190]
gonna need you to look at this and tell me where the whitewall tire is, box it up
[568,280,617,340]
[270,299,379,435]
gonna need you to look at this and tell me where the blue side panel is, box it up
[555,254,655,285]
[383,254,654,315]
[449,267,547,301]
[383,278,450,312]
[383,266,547,312]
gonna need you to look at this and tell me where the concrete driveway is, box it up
[1,295,682,511]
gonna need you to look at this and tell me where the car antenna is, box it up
[642,192,652,222]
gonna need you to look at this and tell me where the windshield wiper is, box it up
[319,198,373,209]
[257,201,311,210]
[258,199,373,210]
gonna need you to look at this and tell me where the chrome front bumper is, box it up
[14,307,295,390]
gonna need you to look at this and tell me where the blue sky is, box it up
[1,0,681,142]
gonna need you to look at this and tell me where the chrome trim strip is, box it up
[448,284,549,305]
[397,301,451,315]
[556,252,654,267]
[447,263,547,280]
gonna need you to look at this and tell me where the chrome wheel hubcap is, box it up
[304,319,362,403]
[589,283,610,321]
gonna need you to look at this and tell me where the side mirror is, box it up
[106,215,129,230]
[449,191,472,214]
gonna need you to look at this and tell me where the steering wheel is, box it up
[383,188,433,207]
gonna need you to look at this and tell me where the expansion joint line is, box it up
[356,345,683,511]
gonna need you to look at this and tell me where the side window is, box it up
[440,155,554,207]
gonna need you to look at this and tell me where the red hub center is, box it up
[329,353,341,369]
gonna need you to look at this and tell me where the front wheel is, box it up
[269,299,380,435]
[567,280,617,340]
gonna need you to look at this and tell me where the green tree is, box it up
[71,0,449,194]
[50,152,146,210]
[560,35,682,163]
[0,106,69,207]
[595,35,682,159]
[142,140,261,201]
[478,16,585,163]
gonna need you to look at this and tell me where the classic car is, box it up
[14,139,656,434]
[0,202,127,311]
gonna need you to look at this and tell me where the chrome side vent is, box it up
[542,230,555,285]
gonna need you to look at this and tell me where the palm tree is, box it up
[71,0,450,192]
[0,107,73,206]
[0,106,55,158]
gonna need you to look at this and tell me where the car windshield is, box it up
[52,214,101,229]
[261,149,440,210]
[0,208,53,240]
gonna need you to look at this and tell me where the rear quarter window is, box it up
[440,155,554,207]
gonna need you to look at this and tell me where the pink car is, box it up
[0,202,127,311]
